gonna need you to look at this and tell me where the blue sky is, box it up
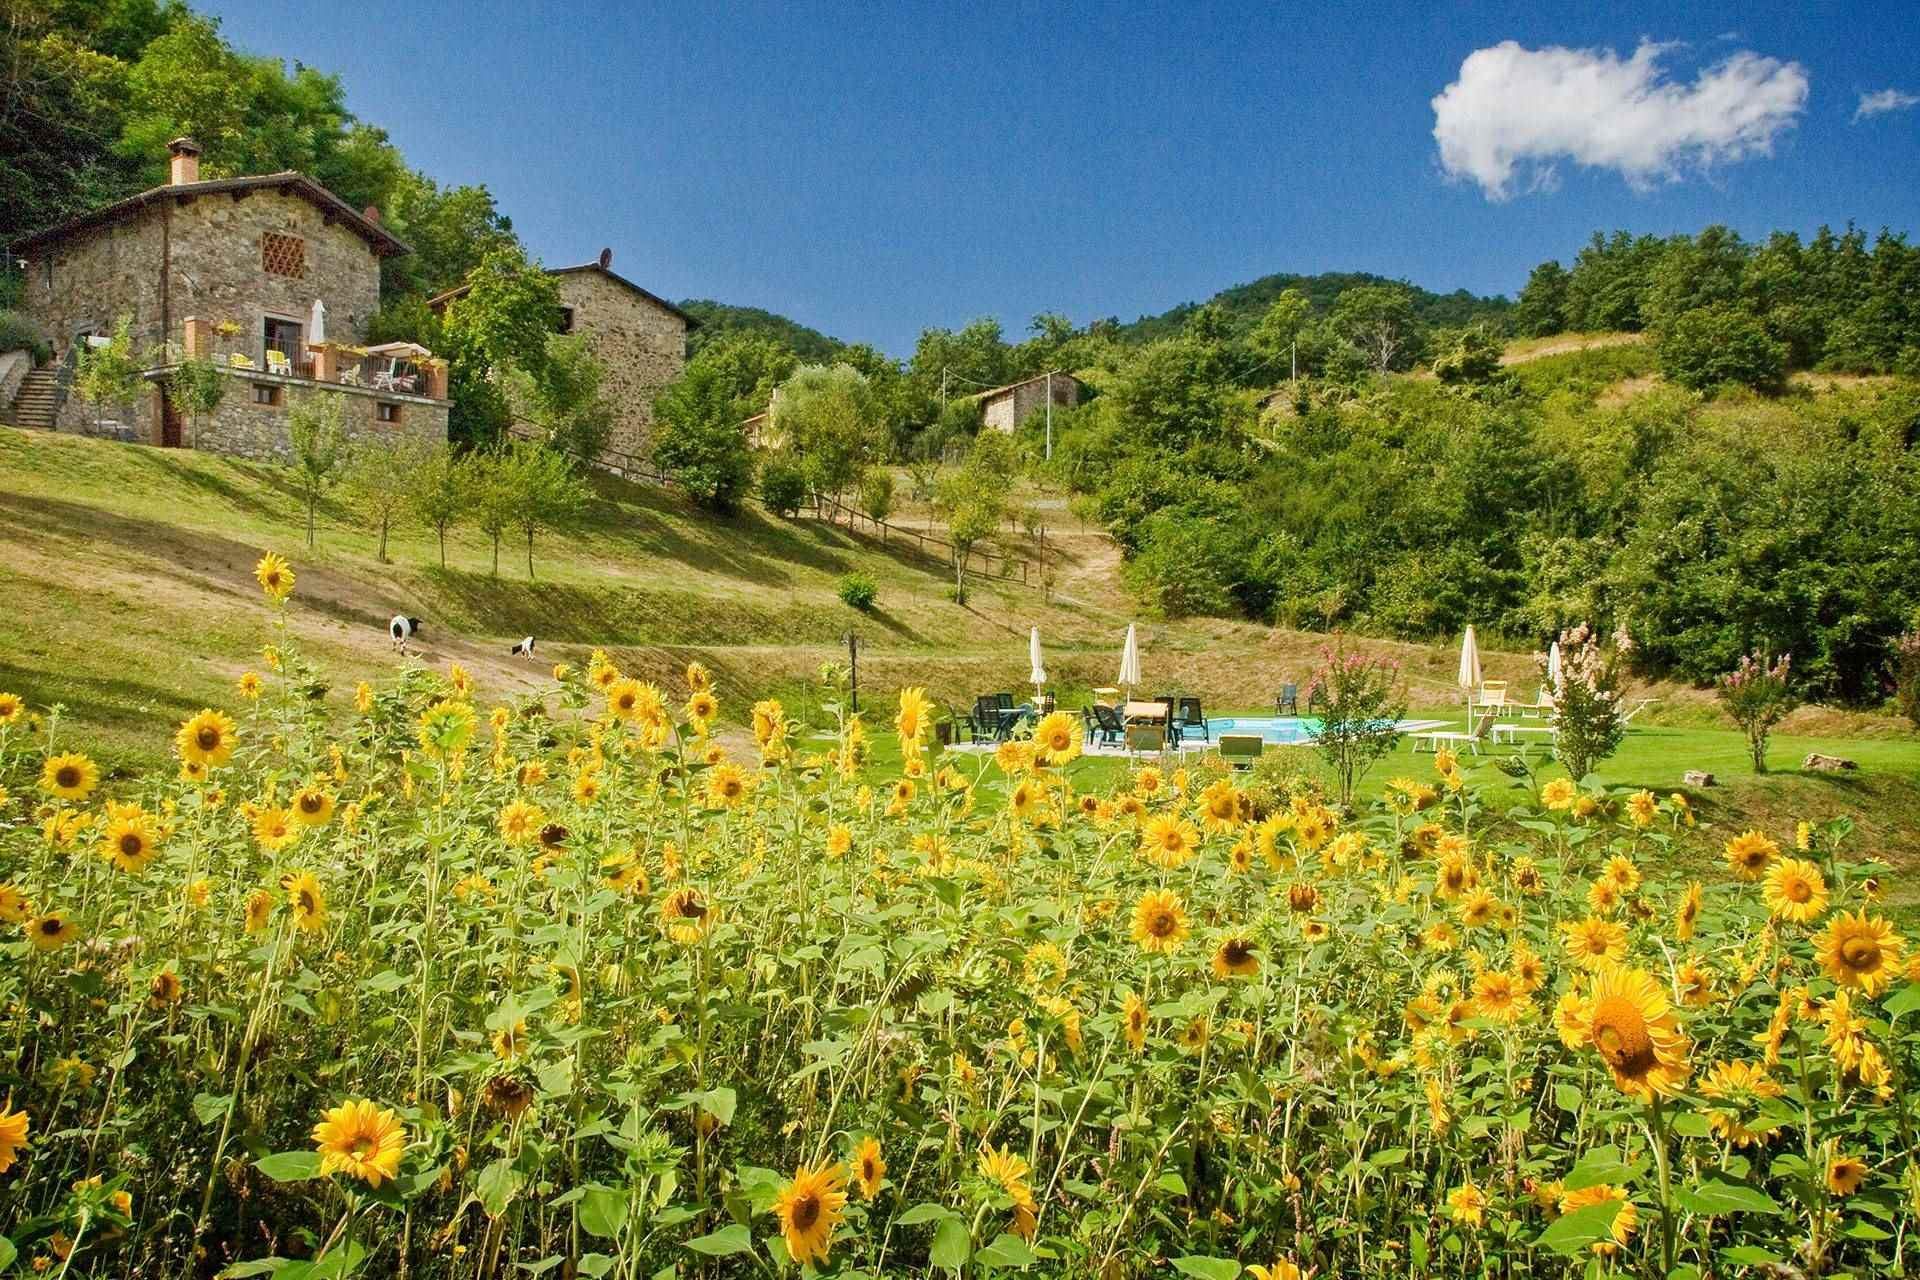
[199,1,1920,355]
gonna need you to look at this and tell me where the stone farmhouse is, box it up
[429,250,695,462]
[974,370,1082,434]
[6,138,451,460]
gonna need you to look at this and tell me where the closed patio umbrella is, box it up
[1029,627,1047,701]
[1547,640,1562,690]
[1458,626,1482,721]
[309,298,327,345]
[1118,623,1141,701]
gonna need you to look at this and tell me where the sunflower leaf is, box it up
[930,1217,971,1270]
[1169,1258,1240,1280]
[1535,1200,1622,1255]
[683,1224,754,1257]
[254,1151,322,1182]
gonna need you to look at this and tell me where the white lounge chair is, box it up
[1413,714,1496,756]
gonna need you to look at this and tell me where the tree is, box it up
[1513,261,1570,337]
[1717,651,1797,773]
[463,448,518,577]
[380,170,518,299]
[1247,289,1311,371]
[437,246,564,449]
[286,393,347,549]
[858,468,895,536]
[1655,305,1787,393]
[409,444,465,568]
[774,363,883,503]
[1305,645,1408,808]
[508,333,613,463]
[651,357,756,512]
[1330,285,1425,374]
[1431,323,1505,384]
[341,434,431,563]
[1548,623,1629,782]
[72,314,144,420]
[1110,337,1246,453]
[502,440,588,579]
[935,449,1009,605]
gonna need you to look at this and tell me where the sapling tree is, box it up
[1306,644,1408,807]
[409,443,465,568]
[286,393,347,549]
[1717,650,1797,773]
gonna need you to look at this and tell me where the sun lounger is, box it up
[1412,713,1496,756]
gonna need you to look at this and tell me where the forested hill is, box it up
[678,300,847,361]
[1110,271,1513,343]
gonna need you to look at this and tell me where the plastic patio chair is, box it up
[1176,697,1209,742]
[1275,683,1299,715]
[1090,704,1126,746]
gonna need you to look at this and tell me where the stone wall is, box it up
[981,374,1080,434]
[553,269,687,460]
[190,372,447,462]
[18,210,167,356]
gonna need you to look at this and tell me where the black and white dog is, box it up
[389,615,422,653]
[510,636,536,659]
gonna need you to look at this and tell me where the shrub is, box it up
[0,310,51,363]
[837,573,877,611]
[1305,644,1407,807]
[1718,650,1798,773]
[857,468,895,527]
[1656,304,1787,392]
[1893,632,1920,730]
[1549,622,1629,781]
[758,455,807,517]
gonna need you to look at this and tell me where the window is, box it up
[262,232,306,278]
[556,306,575,335]
[376,402,402,424]
[252,383,283,407]
[263,317,303,369]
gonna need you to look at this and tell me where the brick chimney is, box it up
[167,137,201,185]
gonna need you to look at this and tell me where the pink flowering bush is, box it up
[1548,623,1629,781]
[1306,644,1407,806]
[1718,650,1797,773]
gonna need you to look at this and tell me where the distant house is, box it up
[973,371,1082,433]
[7,137,450,458]
[429,250,696,463]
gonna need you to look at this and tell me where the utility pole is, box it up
[940,367,948,411]
[1044,371,1053,460]
[844,631,859,713]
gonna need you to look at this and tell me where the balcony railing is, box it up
[213,342,441,398]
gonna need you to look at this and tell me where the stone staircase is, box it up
[5,367,58,429]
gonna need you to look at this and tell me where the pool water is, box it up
[1204,716,1445,745]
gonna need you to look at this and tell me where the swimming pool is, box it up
[1204,716,1446,745]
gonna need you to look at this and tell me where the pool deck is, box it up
[940,718,1449,758]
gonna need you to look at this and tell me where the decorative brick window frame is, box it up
[262,232,307,279]
[252,383,283,408]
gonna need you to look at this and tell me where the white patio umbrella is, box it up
[309,298,327,345]
[1118,623,1141,701]
[1458,626,1482,722]
[1546,640,1563,690]
[1028,626,1047,701]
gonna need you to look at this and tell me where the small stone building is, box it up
[975,371,1082,434]
[430,251,693,463]
[7,137,449,459]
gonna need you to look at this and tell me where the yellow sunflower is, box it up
[852,1136,885,1200]
[244,889,274,935]
[1121,991,1150,1052]
[706,763,752,809]
[1540,778,1577,811]
[252,806,299,852]
[1560,915,1628,970]
[254,551,295,601]
[1626,789,1658,828]
[499,800,545,846]
[1246,1264,1304,1280]
[894,686,932,753]
[290,785,335,827]
[0,884,30,924]
[1447,1180,1488,1226]
[1031,710,1081,764]
[771,1160,847,1267]
[176,709,238,769]
[101,810,160,874]
[1674,881,1703,942]
[1139,814,1199,869]
[39,752,99,801]
[825,825,853,859]
[1195,779,1243,832]
[685,690,719,729]
[149,969,183,1007]
[282,871,327,933]
[1815,911,1905,996]
[1211,935,1259,979]
[1698,1060,1783,1147]
[236,671,263,700]
[0,1102,30,1174]
[0,691,23,726]
[1581,963,1691,1100]
[1722,830,1778,881]
[1472,969,1530,1024]
[1130,889,1189,954]
[685,660,711,693]
[27,914,77,951]
[1558,1184,1637,1255]
[660,887,715,944]
[312,1099,406,1187]
[1761,858,1829,924]
[1826,1152,1869,1197]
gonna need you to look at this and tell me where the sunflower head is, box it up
[1584,964,1691,1100]
[1211,935,1259,979]
[255,552,295,601]
[312,1099,406,1187]
[771,1160,847,1267]
[1816,911,1905,996]
[852,1136,885,1200]
[1130,889,1189,954]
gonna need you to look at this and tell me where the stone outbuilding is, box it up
[430,249,694,463]
[974,371,1082,434]
[6,137,450,459]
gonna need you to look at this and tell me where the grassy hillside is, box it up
[1113,270,1511,344]
[678,299,847,360]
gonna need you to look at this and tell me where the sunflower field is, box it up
[0,555,1917,1279]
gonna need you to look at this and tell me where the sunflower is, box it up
[252,806,299,852]
[660,887,714,944]
[102,810,160,873]
[1723,830,1778,881]
[1121,991,1150,1051]
[244,889,274,935]
[706,763,752,809]
[1301,918,1331,943]
[0,691,23,725]
[1560,915,1628,970]
[39,752,99,801]
[499,800,545,847]
[149,969,183,1007]
[1007,779,1040,821]
[1211,935,1259,979]
[1540,778,1577,811]
[1134,765,1163,795]
[1195,779,1243,832]
[176,709,238,769]
[1457,887,1498,929]
[894,686,932,752]
[1434,852,1477,900]
[1177,1015,1210,1053]
[0,1102,29,1174]
[1447,1180,1488,1227]
[1130,889,1189,954]
[1587,877,1623,915]
[1674,957,1715,1007]
[1699,1060,1783,1147]
[282,871,327,933]
[824,825,853,859]
[1558,1184,1637,1255]
[312,1099,407,1187]
[771,1160,847,1267]
[0,884,29,924]
[1472,969,1530,1024]
[1827,1152,1869,1197]
[1815,911,1905,996]
[1139,814,1199,869]
[685,690,719,729]
[254,552,295,601]
[1031,710,1080,764]
[291,785,335,827]
[1246,1263,1304,1280]
[1674,882,1703,942]
[27,913,77,950]
[492,1019,528,1061]
[416,699,477,759]
[1762,858,1829,924]
[1511,941,1547,992]
[852,1136,885,1200]
[1286,882,1318,914]
[1581,963,1691,1100]
[572,771,603,805]
[1626,789,1658,828]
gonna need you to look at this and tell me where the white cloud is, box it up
[1431,40,1809,200]
[1854,88,1920,122]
